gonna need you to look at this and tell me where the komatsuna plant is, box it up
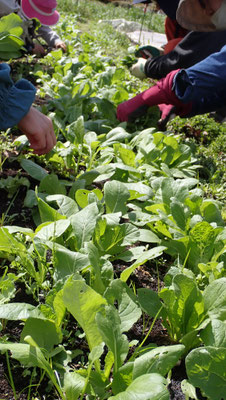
[0,13,25,59]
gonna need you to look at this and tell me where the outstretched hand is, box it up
[55,41,67,52]
[18,107,56,155]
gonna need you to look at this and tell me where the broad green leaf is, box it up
[104,280,142,332]
[112,362,134,394]
[104,180,130,215]
[186,346,226,400]
[34,220,70,241]
[96,305,129,372]
[104,350,115,379]
[161,178,173,209]
[52,244,90,280]
[53,289,66,327]
[86,242,105,294]
[89,342,105,363]
[161,237,188,261]
[118,290,141,333]
[188,221,217,269]
[70,202,99,250]
[133,345,185,379]
[103,212,122,226]
[39,174,66,195]
[63,279,107,351]
[0,49,22,59]
[109,373,169,400]
[0,342,53,377]
[3,225,33,236]
[0,303,44,320]
[146,204,167,214]
[121,224,142,246]
[201,319,226,347]
[0,13,23,36]
[172,181,190,203]
[118,246,146,262]
[77,170,100,186]
[94,164,116,182]
[201,201,224,226]
[121,247,166,282]
[117,147,136,167]
[0,14,24,59]
[152,221,172,238]
[137,288,162,318]
[160,274,205,342]
[0,227,25,253]
[170,199,187,231]
[46,194,79,217]
[94,223,139,256]
[181,380,198,400]
[66,115,85,144]
[75,188,102,208]
[63,371,85,400]
[125,182,153,200]
[84,131,98,146]
[102,127,132,146]
[21,318,61,352]
[24,189,45,208]
[198,261,225,282]
[203,278,226,320]
[37,197,66,223]
[0,273,16,304]
[138,229,161,244]
[20,159,48,181]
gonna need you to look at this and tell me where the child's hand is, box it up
[55,40,67,52]
[18,107,56,155]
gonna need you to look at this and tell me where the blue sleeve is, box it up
[0,63,36,130]
[174,45,226,115]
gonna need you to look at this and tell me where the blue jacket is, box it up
[0,63,36,130]
[175,44,226,115]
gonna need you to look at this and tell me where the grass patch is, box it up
[57,0,165,32]
[167,115,226,203]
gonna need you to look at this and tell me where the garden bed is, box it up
[0,1,225,399]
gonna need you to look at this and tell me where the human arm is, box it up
[0,63,36,129]
[37,25,66,51]
[0,0,20,15]
[118,44,226,122]
[174,44,226,115]
[0,63,56,154]
[117,69,192,122]
[144,30,226,79]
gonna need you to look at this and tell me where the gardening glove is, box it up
[130,58,147,79]
[117,69,192,122]
[157,104,177,131]
[135,45,164,59]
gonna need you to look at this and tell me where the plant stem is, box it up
[6,351,17,400]
[129,306,163,361]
